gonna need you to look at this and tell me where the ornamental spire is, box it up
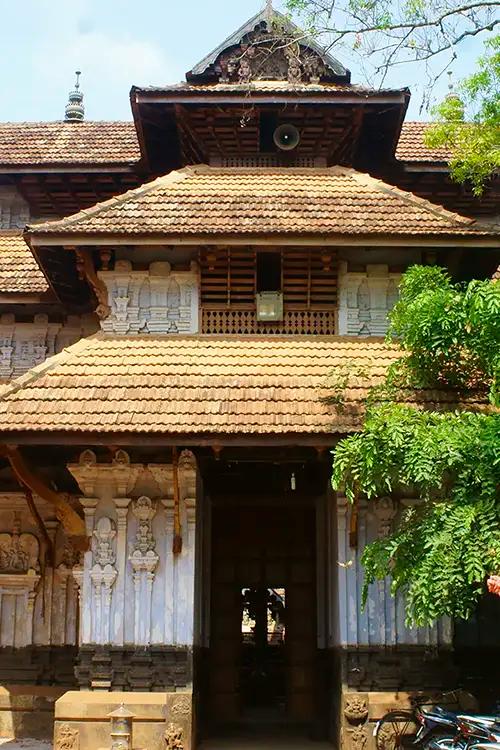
[65,70,85,122]
[265,0,273,21]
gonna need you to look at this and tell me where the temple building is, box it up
[0,6,498,750]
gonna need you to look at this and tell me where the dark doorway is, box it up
[202,456,326,735]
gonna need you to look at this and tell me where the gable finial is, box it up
[65,70,85,122]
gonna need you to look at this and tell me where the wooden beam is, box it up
[1,446,88,546]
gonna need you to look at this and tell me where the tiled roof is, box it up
[0,122,140,167]
[397,121,451,162]
[27,165,496,239]
[0,232,49,294]
[0,335,485,437]
[136,81,403,96]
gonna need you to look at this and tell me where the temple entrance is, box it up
[198,455,330,741]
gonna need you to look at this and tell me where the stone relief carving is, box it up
[99,260,199,335]
[164,723,184,750]
[0,313,97,380]
[0,514,39,573]
[338,263,402,337]
[348,725,368,750]
[217,26,329,84]
[55,723,79,750]
[344,695,369,723]
[170,694,192,719]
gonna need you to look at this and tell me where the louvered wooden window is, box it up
[199,247,337,309]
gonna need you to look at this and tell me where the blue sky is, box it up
[0,0,491,122]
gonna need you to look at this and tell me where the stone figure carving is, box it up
[344,694,369,723]
[0,515,40,573]
[55,723,79,750]
[164,723,184,750]
[349,726,368,750]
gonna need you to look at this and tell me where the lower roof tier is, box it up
[0,334,489,442]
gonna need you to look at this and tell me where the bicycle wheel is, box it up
[375,710,418,750]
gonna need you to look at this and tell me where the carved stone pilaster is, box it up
[90,517,117,644]
[129,496,159,646]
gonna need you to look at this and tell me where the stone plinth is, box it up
[54,690,193,750]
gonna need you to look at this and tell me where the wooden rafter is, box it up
[1,446,87,547]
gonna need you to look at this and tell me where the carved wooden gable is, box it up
[187,11,349,85]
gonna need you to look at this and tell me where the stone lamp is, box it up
[108,703,135,750]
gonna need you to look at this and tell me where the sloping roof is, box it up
[0,232,49,294]
[188,8,348,81]
[0,122,140,167]
[135,80,399,96]
[27,164,496,240]
[396,121,451,163]
[0,334,484,438]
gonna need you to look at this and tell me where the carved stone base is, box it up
[0,645,78,686]
[75,645,192,691]
[55,690,193,750]
[342,646,457,691]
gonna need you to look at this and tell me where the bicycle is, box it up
[374,689,477,750]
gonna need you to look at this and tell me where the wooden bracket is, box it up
[72,247,111,320]
[172,447,183,555]
[2,446,88,548]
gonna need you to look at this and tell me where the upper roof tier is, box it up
[0,122,141,169]
[27,165,496,242]
[0,120,450,171]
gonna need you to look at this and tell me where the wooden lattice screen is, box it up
[199,247,338,334]
[199,247,337,308]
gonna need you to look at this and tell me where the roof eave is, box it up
[26,231,500,248]
[0,428,345,447]
[132,87,409,106]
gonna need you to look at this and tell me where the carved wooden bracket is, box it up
[2,446,88,548]
[172,447,183,555]
[72,247,111,320]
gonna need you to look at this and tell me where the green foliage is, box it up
[331,266,500,626]
[386,265,500,403]
[425,36,500,196]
